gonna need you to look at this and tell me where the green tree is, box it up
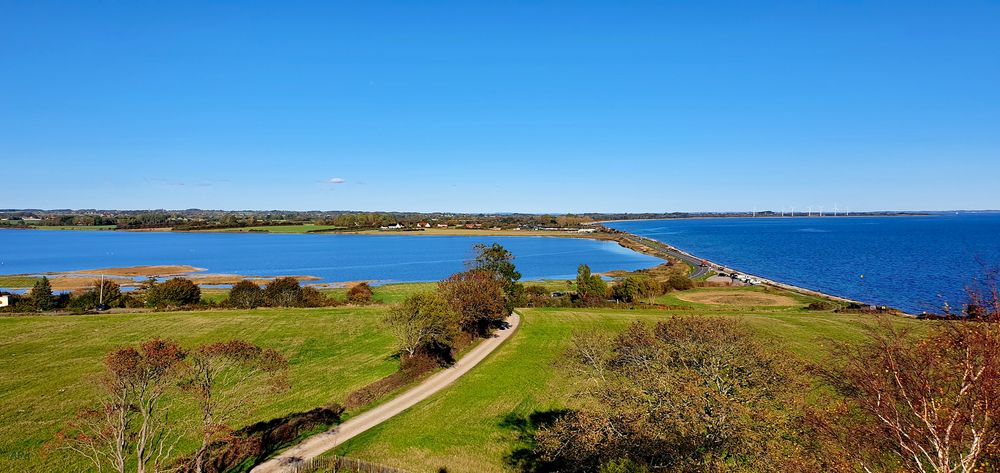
[611,274,660,303]
[666,274,694,291]
[31,276,57,311]
[227,280,264,309]
[575,264,608,304]
[92,279,123,307]
[471,243,522,311]
[384,292,461,359]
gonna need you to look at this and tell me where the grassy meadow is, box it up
[0,305,400,471]
[333,286,926,472]
[1,281,931,472]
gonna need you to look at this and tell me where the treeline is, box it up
[2,276,363,314]
[520,264,694,309]
[1,209,598,231]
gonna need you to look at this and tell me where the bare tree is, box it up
[817,273,1000,473]
[56,338,186,473]
[181,340,289,473]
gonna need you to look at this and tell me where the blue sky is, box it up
[2,1,998,213]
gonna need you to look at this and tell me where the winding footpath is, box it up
[251,312,522,473]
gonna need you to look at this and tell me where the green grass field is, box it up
[333,288,926,472]
[0,275,41,288]
[1,282,930,472]
[0,306,400,471]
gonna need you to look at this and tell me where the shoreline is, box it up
[1,225,894,314]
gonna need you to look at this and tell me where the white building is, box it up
[0,295,9,308]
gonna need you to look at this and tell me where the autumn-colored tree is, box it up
[56,338,186,473]
[534,318,808,472]
[263,277,302,307]
[227,280,264,309]
[813,274,1000,473]
[384,292,460,360]
[181,340,289,473]
[439,269,509,336]
[471,243,522,311]
[146,278,201,307]
[346,282,374,305]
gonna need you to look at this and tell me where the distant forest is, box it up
[0,209,931,231]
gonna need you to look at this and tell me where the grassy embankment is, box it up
[0,282,452,471]
[332,285,927,472]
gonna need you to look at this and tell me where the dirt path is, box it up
[251,312,522,473]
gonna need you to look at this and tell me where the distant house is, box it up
[436,223,449,228]
[0,295,9,308]
[577,228,596,233]
[23,217,41,222]
[380,223,404,230]
[417,222,431,228]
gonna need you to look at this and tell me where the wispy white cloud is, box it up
[326,177,346,184]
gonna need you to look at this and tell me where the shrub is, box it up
[263,277,302,307]
[67,291,98,312]
[806,300,836,311]
[534,318,806,471]
[146,278,201,307]
[346,282,374,305]
[300,286,332,307]
[666,274,694,291]
[611,274,661,303]
[227,280,264,309]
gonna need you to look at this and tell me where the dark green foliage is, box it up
[146,278,202,307]
[347,282,374,305]
[610,274,660,303]
[472,243,522,312]
[92,279,123,307]
[665,274,693,291]
[263,277,302,307]
[31,276,57,311]
[227,280,264,309]
[806,300,836,311]
[575,265,608,304]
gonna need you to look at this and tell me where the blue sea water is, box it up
[0,230,661,286]
[608,214,1000,314]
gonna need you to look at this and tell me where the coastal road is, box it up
[619,234,712,279]
[251,312,522,473]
